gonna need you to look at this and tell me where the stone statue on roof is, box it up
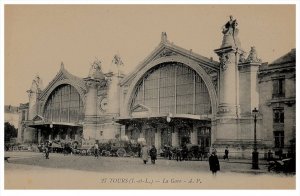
[88,58,105,80]
[221,15,241,48]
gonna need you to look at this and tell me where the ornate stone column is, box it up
[83,79,100,140]
[239,46,262,115]
[38,129,42,144]
[190,126,198,145]
[171,127,179,147]
[154,128,161,149]
[83,59,104,141]
[215,47,243,117]
[214,16,244,118]
[140,129,145,139]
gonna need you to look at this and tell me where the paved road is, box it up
[4,151,295,189]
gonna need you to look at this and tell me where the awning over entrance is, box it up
[116,113,211,127]
[116,113,212,149]
[27,121,83,129]
[26,114,83,128]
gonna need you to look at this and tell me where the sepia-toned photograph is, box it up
[3,4,297,190]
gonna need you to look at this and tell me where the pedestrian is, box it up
[141,144,149,164]
[45,142,50,159]
[209,151,220,175]
[182,144,188,161]
[278,148,283,160]
[267,150,273,162]
[63,142,68,156]
[149,145,157,164]
[94,142,99,159]
[175,147,182,162]
[223,147,229,160]
[137,143,141,157]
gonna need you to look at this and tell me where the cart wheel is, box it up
[127,151,134,157]
[188,152,194,160]
[116,148,126,157]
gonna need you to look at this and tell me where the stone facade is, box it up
[258,49,296,157]
[16,17,296,159]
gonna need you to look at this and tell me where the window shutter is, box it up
[280,111,284,123]
[273,80,279,95]
[281,79,285,95]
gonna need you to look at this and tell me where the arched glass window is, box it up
[44,85,84,123]
[131,63,211,115]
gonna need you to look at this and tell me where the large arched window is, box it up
[131,63,211,115]
[44,84,84,123]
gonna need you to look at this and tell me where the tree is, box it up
[4,122,18,142]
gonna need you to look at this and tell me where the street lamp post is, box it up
[252,108,259,169]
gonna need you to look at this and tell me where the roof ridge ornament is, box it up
[161,32,168,43]
[246,46,262,63]
[88,58,105,80]
[61,61,65,69]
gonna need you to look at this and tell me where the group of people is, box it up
[141,144,157,164]
[209,147,229,175]
[42,139,228,176]
[43,142,51,159]
[140,145,229,175]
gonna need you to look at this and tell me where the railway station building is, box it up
[17,18,296,159]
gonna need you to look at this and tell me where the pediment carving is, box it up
[131,104,151,113]
[32,115,45,121]
[153,48,179,61]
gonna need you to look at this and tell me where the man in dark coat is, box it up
[149,145,157,164]
[224,147,229,160]
[45,142,50,159]
[209,151,220,175]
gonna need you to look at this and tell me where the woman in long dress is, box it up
[141,145,149,164]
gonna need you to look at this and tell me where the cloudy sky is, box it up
[4,4,295,106]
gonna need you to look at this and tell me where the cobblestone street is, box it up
[4,151,295,189]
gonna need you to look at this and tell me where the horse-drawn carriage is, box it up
[161,144,209,161]
[78,138,141,157]
[103,139,141,157]
[185,144,209,161]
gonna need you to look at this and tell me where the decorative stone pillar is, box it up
[107,73,121,116]
[214,48,243,117]
[83,59,105,141]
[214,16,244,118]
[38,129,41,144]
[65,130,69,141]
[140,129,145,138]
[239,46,262,115]
[155,129,161,149]
[171,127,179,147]
[120,125,126,138]
[83,80,100,140]
[190,126,198,145]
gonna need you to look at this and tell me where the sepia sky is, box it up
[4,4,295,106]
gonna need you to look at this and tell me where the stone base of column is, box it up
[217,103,240,118]
[155,130,161,151]
[190,129,198,145]
[83,123,97,141]
[171,128,179,147]
[211,117,267,159]
[96,123,121,143]
[23,127,37,143]
[212,140,268,159]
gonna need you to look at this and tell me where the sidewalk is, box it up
[220,158,270,174]
[157,156,270,174]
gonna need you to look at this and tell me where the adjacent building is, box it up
[258,49,296,156]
